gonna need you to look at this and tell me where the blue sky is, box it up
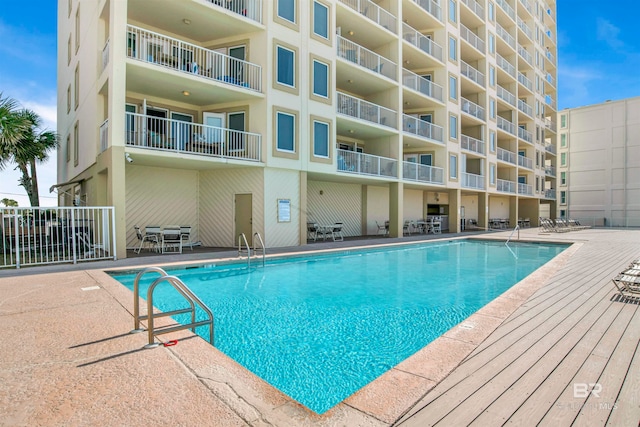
[1,1,639,206]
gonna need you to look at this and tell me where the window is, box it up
[536,150,540,167]
[276,112,295,152]
[489,65,495,86]
[278,0,296,23]
[560,190,566,204]
[449,75,457,100]
[535,177,539,191]
[488,2,494,21]
[560,171,566,185]
[312,59,329,98]
[276,46,295,87]
[74,64,79,109]
[67,85,71,113]
[449,154,458,179]
[560,209,566,218]
[448,0,457,23]
[73,121,79,166]
[448,36,457,61]
[560,152,567,166]
[490,164,496,185]
[75,6,80,52]
[313,120,329,157]
[561,133,567,147]
[489,98,496,119]
[489,131,496,152]
[313,1,329,39]
[66,135,71,162]
[488,33,495,54]
[560,114,567,128]
[449,114,458,139]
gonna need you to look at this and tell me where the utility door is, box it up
[235,193,253,247]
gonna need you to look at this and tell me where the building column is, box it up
[388,182,403,238]
[299,171,308,245]
[448,188,461,233]
[509,196,518,231]
[478,192,488,230]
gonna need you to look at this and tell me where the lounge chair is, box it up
[307,222,319,242]
[134,225,159,253]
[161,226,182,254]
[403,220,412,235]
[180,226,193,250]
[375,220,388,236]
[330,223,344,242]
[612,270,640,300]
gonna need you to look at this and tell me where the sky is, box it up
[1,0,639,207]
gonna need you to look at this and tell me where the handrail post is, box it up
[131,266,167,332]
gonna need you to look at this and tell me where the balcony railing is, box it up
[100,119,108,152]
[517,44,533,65]
[337,92,397,129]
[544,189,556,199]
[402,69,444,103]
[545,49,555,64]
[496,0,515,21]
[497,116,516,135]
[460,0,484,19]
[546,73,556,87]
[544,143,557,155]
[205,0,262,23]
[461,97,485,121]
[496,23,516,49]
[497,179,516,193]
[102,39,109,72]
[545,94,557,110]
[497,147,516,164]
[545,25,556,43]
[338,36,397,80]
[462,172,485,189]
[411,0,443,22]
[545,118,557,133]
[337,149,397,178]
[402,115,444,143]
[518,182,533,195]
[496,53,516,78]
[340,0,396,32]
[518,126,533,143]
[519,0,533,15]
[518,71,533,91]
[125,112,261,162]
[402,161,444,184]
[461,134,485,155]
[517,17,533,40]
[497,85,516,106]
[461,60,485,87]
[402,23,444,63]
[126,25,262,92]
[460,24,485,53]
[518,99,533,117]
[545,165,556,176]
[518,154,533,169]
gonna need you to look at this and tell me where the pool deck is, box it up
[0,228,638,426]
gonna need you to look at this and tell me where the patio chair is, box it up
[307,222,319,242]
[431,217,442,234]
[612,270,640,300]
[330,223,344,242]
[161,226,182,254]
[134,225,159,253]
[403,220,412,235]
[180,226,193,250]
[376,220,388,236]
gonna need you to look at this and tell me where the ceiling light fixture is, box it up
[348,30,354,36]
[182,91,190,96]
[183,18,191,25]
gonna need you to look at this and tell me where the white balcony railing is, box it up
[461,134,485,155]
[462,172,485,189]
[518,99,533,117]
[518,182,534,195]
[402,114,444,143]
[411,0,443,22]
[100,119,108,152]
[402,161,445,184]
[496,0,515,21]
[460,24,486,53]
[545,118,557,133]
[496,53,516,78]
[460,0,484,19]
[402,23,444,63]
[496,23,516,49]
[517,44,533,65]
[461,97,485,121]
[545,49,556,64]
[518,126,533,143]
[126,25,262,92]
[497,179,517,193]
[339,0,397,32]
[497,85,516,106]
[519,0,533,15]
[337,92,397,129]
[497,116,517,135]
[497,147,517,164]
[545,165,556,176]
[518,71,533,91]
[518,155,533,169]
[402,69,444,103]
[204,0,263,23]
[544,189,556,199]
[125,112,261,162]
[545,25,556,43]
[338,36,397,80]
[546,73,556,87]
[517,17,533,40]
[337,149,397,178]
[544,143,557,155]
[545,94,557,110]
[461,60,485,87]
[102,39,109,72]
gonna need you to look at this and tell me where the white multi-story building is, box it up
[557,96,640,227]
[57,0,558,258]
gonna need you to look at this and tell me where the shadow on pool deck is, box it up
[1,228,638,426]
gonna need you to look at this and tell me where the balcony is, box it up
[460,24,486,53]
[545,94,557,110]
[460,0,484,20]
[496,0,515,21]
[100,119,108,152]
[544,143,557,155]
[496,23,516,49]
[125,112,261,162]
[517,44,533,66]
[402,115,444,143]
[337,149,397,178]
[518,99,533,117]
[497,85,516,106]
[402,69,444,103]
[497,179,517,193]
[518,126,533,144]
[518,182,534,196]
[496,53,516,78]
[461,134,485,155]
[517,71,533,92]
[519,0,533,15]
[204,0,263,23]
[339,0,397,32]
[497,147,517,164]
[518,154,533,169]
[497,117,516,135]
[402,23,444,64]
[545,25,556,44]
[546,73,556,88]
[402,162,445,184]
[545,49,556,64]
[126,25,262,93]
[337,92,397,129]
[461,98,485,121]
[338,36,397,80]
[411,0,443,22]
[517,17,533,40]
[461,172,485,189]
[102,39,109,72]
[544,189,556,199]
[461,60,485,87]
[545,165,556,177]
[545,118,557,133]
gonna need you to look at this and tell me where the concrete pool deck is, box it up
[0,228,638,426]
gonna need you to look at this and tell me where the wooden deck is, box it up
[396,228,640,426]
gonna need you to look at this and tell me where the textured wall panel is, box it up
[264,169,301,248]
[199,168,264,248]
[307,181,361,237]
[404,189,424,221]
[125,165,198,247]
[365,186,389,235]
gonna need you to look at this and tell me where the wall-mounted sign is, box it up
[277,199,291,222]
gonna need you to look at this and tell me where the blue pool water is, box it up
[111,239,567,413]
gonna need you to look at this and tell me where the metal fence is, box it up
[1,207,116,269]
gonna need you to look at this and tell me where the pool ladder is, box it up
[238,232,265,268]
[131,267,214,349]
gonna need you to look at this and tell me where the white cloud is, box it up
[22,100,57,131]
[557,63,603,109]
[596,18,625,50]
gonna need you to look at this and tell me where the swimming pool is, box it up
[111,239,568,413]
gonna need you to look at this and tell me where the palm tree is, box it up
[0,93,29,147]
[1,198,18,207]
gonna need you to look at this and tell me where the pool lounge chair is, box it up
[612,270,640,300]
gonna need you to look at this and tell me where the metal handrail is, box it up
[238,233,251,267]
[253,232,265,267]
[506,225,520,244]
